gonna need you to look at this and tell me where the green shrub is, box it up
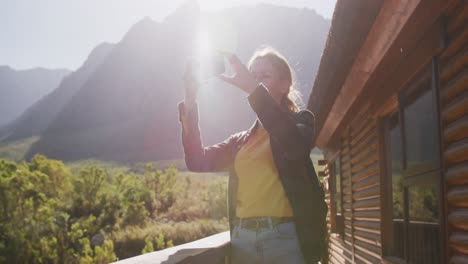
[0,156,228,263]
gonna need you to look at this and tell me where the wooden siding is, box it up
[326,113,381,263]
[321,1,466,263]
[440,1,468,263]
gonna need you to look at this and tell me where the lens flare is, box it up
[196,26,213,56]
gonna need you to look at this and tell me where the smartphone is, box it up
[209,53,225,75]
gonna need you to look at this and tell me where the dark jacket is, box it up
[178,84,327,263]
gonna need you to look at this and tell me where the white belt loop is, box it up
[267,217,273,229]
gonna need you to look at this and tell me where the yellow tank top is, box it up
[234,126,293,218]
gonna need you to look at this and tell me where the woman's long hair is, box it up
[247,47,301,112]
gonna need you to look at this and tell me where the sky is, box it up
[0,0,336,71]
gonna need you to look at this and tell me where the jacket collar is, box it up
[247,119,261,135]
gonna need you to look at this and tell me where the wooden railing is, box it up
[112,231,230,264]
[391,220,440,264]
[407,221,440,264]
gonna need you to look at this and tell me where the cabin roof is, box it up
[307,0,383,145]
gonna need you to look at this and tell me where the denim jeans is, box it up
[230,221,305,264]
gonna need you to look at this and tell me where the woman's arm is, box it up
[179,62,238,172]
[216,54,314,160]
[248,84,314,160]
[179,102,238,172]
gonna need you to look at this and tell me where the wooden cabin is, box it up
[308,0,467,263]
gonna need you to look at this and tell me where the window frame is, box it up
[327,143,344,240]
[381,58,445,263]
[329,150,344,238]
[382,114,405,258]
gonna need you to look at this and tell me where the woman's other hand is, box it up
[184,62,199,112]
[218,54,259,94]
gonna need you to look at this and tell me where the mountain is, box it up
[0,66,70,127]
[25,3,330,162]
[0,43,114,142]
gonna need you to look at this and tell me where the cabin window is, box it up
[403,85,439,175]
[385,115,405,259]
[331,158,344,237]
[334,159,342,215]
[383,64,442,264]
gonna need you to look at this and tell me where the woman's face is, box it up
[249,58,289,103]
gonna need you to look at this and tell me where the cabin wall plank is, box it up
[440,1,468,262]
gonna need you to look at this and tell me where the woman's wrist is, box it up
[184,98,196,112]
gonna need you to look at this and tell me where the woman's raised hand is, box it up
[218,54,259,94]
[183,62,199,112]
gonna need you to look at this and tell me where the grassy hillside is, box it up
[0,135,323,173]
[0,136,39,162]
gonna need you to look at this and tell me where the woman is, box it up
[178,47,327,264]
